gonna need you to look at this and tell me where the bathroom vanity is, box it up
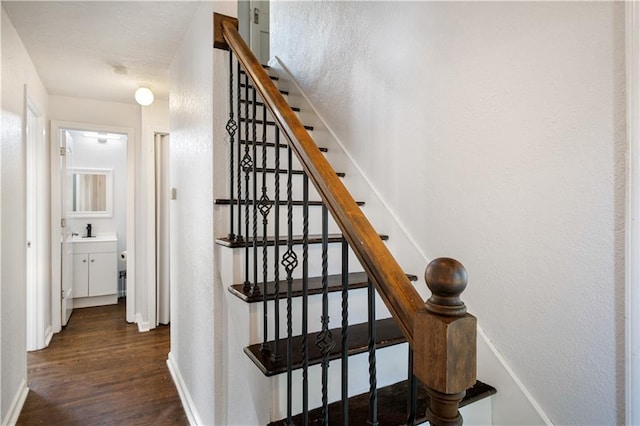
[69,234,118,308]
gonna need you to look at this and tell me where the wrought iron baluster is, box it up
[272,126,281,361]
[251,87,259,296]
[259,102,271,353]
[236,61,243,241]
[316,204,334,425]
[368,278,379,426]
[281,145,298,426]
[341,238,349,425]
[241,71,252,293]
[407,346,418,426]
[225,51,237,240]
[302,173,310,425]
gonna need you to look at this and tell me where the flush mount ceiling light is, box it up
[135,86,154,106]
[83,132,122,140]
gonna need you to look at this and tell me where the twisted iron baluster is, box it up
[316,204,335,425]
[407,347,417,426]
[258,102,271,353]
[272,126,281,361]
[368,278,378,426]
[241,72,252,293]
[341,238,349,425]
[251,86,259,296]
[281,145,297,426]
[225,51,237,240]
[236,61,243,241]
[302,173,310,424]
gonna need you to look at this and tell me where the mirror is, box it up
[68,168,113,218]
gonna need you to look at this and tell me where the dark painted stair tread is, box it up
[250,167,345,177]
[216,233,388,248]
[240,82,288,96]
[228,271,417,303]
[239,99,301,112]
[239,117,313,131]
[245,318,406,376]
[240,69,279,81]
[268,380,497,425]
[214,199,365,207]
[239,139,327,152]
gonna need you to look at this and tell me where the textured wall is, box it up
[1,8,49,422]
[271,2,626,424]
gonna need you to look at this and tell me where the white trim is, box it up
[269,55,551,424]
[44,325,53,347]
[135,313,151,332]
[50,121,136,332]
[626,3,640,425]
[2,379,29,426]
[167,352,202,426]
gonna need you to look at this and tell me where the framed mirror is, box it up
[68,168,113,218]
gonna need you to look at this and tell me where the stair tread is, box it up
[239,117,313,131]
[239,140,325,151]
[216,233,388,248]
[239,99,300,112]
[268,379,497,425]
[228,271,418,303]
[245,317,406,376]
[239,69,279,81]
[251,167,345,177]
[214,199,365,207]
[240,82,288,96]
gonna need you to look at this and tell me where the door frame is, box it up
[626,3,640,424]
[50,120,136,332]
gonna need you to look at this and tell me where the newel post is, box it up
[413,258,477,426]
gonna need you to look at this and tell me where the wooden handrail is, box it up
[214,13,476,425]
[215,14,424,347]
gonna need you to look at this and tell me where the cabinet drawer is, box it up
[72,240,117,254]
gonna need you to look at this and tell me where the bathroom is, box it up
[65,129,128,309]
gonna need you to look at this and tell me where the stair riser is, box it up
[217,204,343,240]
[270,344,410,422]
[246,286,393,343]
[220,173,325,206]
[220,243,365,287]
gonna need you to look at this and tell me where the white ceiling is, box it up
[2,1,204,104]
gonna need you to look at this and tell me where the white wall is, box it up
[67,130,128,272]
[168,2,246,424]
[1,7,49,423]
[272,2,625,425]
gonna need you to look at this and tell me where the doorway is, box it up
[50,121,135,333]
[238,0,270,64]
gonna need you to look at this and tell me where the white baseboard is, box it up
[2,379,29,426]
[167,352,202,425]
[135,313,150,332]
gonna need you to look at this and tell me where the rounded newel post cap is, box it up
[424,257,468,317]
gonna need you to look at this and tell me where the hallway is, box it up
[17,300,187,425]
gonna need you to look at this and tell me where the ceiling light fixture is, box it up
[135,85,154,106]
[83,132,122,140]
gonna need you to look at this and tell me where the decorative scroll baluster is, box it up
[368,278,378,426]
[341,238,349,425]
[281,145,298,426]
[272,126,281,361]
[407,347,417,426]
[225,51,237,240]
[316,204,334,425]
[241,71,252,293]
[302,173,310,424]
[259,102,271,353]
[236,60,243,241]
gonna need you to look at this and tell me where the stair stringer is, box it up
[268,55,551,426]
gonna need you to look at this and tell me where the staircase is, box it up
[213,14,495,425]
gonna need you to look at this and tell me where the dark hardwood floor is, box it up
[17,299,187,425]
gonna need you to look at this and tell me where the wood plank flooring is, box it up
[17,299,187,425]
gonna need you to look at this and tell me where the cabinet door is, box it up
[72,253,89,298]
[88,252,116,296]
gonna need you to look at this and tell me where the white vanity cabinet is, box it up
[70,236,118,307]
